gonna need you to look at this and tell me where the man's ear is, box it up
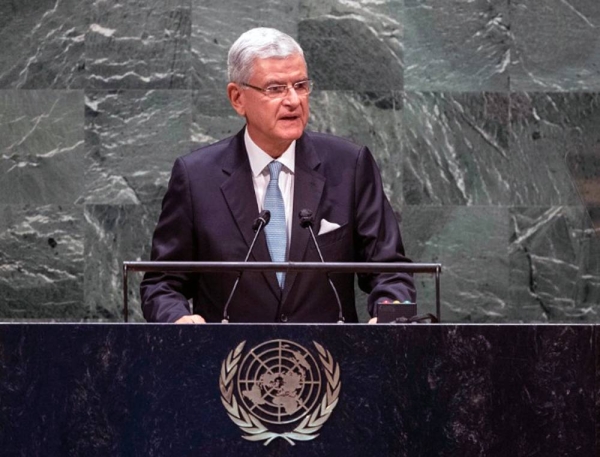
[227,82,246,117]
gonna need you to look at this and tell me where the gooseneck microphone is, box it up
[298,209,345,324]
[222,210,271,323]
[252,210,271,234]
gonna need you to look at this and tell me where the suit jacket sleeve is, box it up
[353,146,416,316]
[140,157,196,322]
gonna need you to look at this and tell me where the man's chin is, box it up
[276,124,305,141]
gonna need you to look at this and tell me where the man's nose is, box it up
[283,86,301,105]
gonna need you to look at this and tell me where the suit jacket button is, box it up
[280,314,288,323]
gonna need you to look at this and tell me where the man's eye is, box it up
[266,85,287,94]
[294,81,309,91]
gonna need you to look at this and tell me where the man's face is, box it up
[228,53,310,157]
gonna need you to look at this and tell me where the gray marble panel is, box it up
[404,0,509,92]
[0,0,86,89]
[191,90,245,149]
[562,94,600,230]
[403,92,511,205]
[84,90,192,205]
[510,92,596,206]
[87,0,191,89]
[84,204,158,321]
[0,204,83,320]
[509,206,600,322]
[308,91,404,209]
[402,206,509,321]
[0,90,84,205]
[298,0,403,90]
[191,0,299,90]
[511,0,600,91]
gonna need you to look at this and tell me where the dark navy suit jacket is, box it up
[140,128,416,323]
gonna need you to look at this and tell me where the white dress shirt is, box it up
[244,128,295,249]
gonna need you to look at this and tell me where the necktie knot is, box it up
[268,161,283,181]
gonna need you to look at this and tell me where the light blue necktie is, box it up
[264,161,287,288]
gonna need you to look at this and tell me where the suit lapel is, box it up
[220,129,281,299]
[282,133,325,303]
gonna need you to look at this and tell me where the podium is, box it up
[0,324,594,456]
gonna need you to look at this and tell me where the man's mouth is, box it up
[279,115,299,121]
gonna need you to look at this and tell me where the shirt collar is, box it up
[245,127,296,177]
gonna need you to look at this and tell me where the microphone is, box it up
[298,209,344,324]
[222,210,270,323]
[252,210,270,234]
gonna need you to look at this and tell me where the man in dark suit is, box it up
[140,27,415,323]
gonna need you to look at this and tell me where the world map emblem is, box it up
[219,339,341,445]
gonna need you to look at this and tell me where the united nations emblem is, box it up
[219,339,341,446]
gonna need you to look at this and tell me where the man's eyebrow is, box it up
[263,77,309,87]
[263,79,285,87]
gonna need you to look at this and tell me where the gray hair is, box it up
[227,28,304,83]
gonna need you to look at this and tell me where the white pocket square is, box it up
[318,219,341,236]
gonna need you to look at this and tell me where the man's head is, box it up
[227,28,311,158]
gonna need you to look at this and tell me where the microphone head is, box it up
[298,209,314,228]
[253,210,271,231]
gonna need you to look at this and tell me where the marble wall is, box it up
[0,0,598,322]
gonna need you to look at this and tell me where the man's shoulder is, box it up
[301,131,366,168]
[179,134,238,167]
[303,130,363,153]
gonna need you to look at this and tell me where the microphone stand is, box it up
[299,209,345,324]
[222,211,270,323]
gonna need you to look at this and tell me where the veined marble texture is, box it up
[308,91,404,208]
[298,0,403,90]
[0,0,86,89]
[0,205,83,320]
[404,91,600,207]
[402,206,509,321]
[84,204,157,321]
[191,90,245,148]
[511,0,600,91]
[405,0,510,92]
[0,90,84,205]
[509,206,600,321]
[510,92,600,206]
[84,90,192,205]
[87,0,191,89]
[191,0,299,90]
[0,0,598,322]
[403,204,599,322]
[403,92,511,205]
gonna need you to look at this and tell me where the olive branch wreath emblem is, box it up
[219,340,341,446]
